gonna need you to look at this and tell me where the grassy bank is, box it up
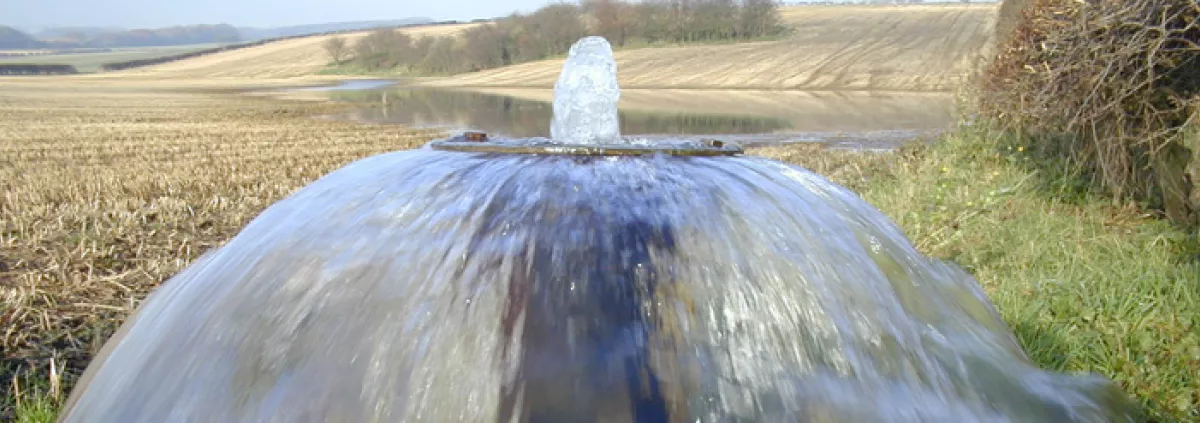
[2,86,1196,422]
[761,133,1199,422]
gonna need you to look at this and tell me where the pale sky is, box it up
[1,0,554,30]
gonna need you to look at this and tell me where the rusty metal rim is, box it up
[428,140,744,157]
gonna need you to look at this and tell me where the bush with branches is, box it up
[979,0,1200,227]
[323,36,349,64]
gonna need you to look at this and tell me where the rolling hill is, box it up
[106,23,478,79]
[0,26,45,49]
[10,20,437,50]
[62,4,998,92]
[236,18,435,41]
[422,4,999,91]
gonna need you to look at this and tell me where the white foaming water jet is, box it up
[549,36,622,145]
[58,36,1142,423]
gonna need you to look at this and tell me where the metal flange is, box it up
[429,132,744,157]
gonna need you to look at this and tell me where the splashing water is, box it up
[59,37,1141,422]
[550,36,622,145]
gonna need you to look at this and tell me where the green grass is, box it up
[853,130,1199,422]
[12,395,56,423]
[6,118,1196,421]
[763,128,1198,422]
[0,43,224,73]
[2,367,63,423]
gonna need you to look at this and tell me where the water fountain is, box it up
[58,37,1140,422]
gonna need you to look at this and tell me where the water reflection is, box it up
[290,79,398,92]
[333,88,793,139]
[329,87,955,147]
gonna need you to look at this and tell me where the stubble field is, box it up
[0,44,224,73]
[91,23,478,80]
[422,4,999,91]
[0,82,442,414]
[0,80,901,419]
[31,4,999,91]
[2,2,1198,421]
[3,81,1197,422]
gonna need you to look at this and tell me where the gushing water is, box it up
[59,37,1140,423]
[550,36,622,145]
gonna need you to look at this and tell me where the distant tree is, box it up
[585,0,634,46]
[529,4,587,56]
[632,1,671,43]
[323,36,349,64]
[412,35,436,60]
[461,24,512,70]
[496,14,539,62]
[354,28,415,69]
[739,0,782,39]
[340,0,784,75]
[418,36,460,74]
[694,0,739,41]
[83,24,241,48]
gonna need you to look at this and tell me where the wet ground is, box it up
[283,80,956,150]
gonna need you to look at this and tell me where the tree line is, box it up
[0,24,240,49]
[0,63,78,75]
[325,0,785,74]
[85,24,241,48]
[98,21,469,72]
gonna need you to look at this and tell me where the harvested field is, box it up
[0,82,897,413]
[31,4,998,90]
[99,23,477,79]
[0,82,443,412]
[0,74,375,93]
[422,4,999,91]
[1,79,1197,422]
[0,44,222,73]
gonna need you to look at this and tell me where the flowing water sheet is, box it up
[59,36,1141,423]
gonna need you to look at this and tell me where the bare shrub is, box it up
[529,3,588,55]
[344,0,785,75]
[323,36,349,64]
[584,0,638,45]
[460,24,513,70]
[353,29,415,70]
[993,0,1029,44]
[740,0,784,39]
[417,37,463,74]
[979,0,1200,227]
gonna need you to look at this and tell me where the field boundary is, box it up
[0,63,78,75]
[96,20,482,72]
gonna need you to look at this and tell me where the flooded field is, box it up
[304,82,957,150]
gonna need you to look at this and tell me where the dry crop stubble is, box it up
[104,23,478,80]
[421,4,999,91]
[0,80,910,416]
[0,84,443,396]
[2,82,1198,421]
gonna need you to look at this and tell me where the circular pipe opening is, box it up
[429,132,744,157]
